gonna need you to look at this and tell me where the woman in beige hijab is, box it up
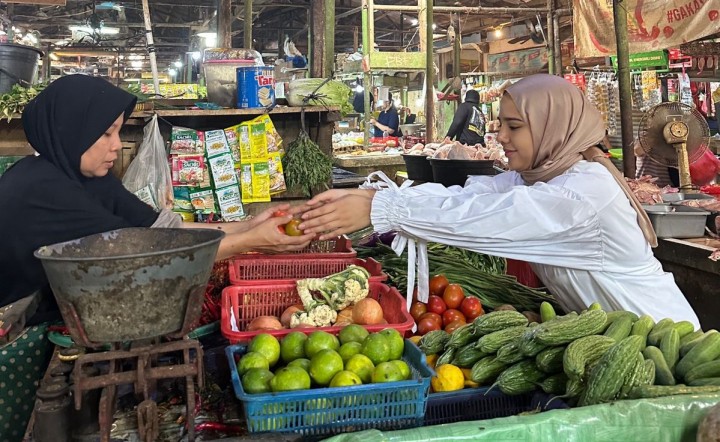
[295,74,700,327]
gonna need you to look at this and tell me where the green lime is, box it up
[248,333,281,367]
[338,342,363,363]
[338,324,370,345]
[379,328,405,360]
[391,360,411,380]
[304,331,340,359]
[287,358,311,373]
[344,354,375,384]
[360,333,391,365]
[329,370,363,387]
[270,366,311,392]
[237,351,269,376]
[280,331,307,363]
[371,361,404,383]
[308,349,344,386]
[241,368,274,394]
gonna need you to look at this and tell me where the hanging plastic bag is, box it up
[122,115,173,211]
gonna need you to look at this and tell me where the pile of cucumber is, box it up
[418,304,720,406]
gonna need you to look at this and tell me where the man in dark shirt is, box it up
[446,89,486,145]
[370,92,400,137]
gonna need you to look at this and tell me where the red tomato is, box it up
[417,317,441,335]
[442,309,466,327]
[284,218,304,236]
[410,301,427,322]
[272,210,289,217]
[419,312,442,328]
[442,284,465,309]
[426,295,447,315]
[444,319,466,334]
[429,275,450,297]
[460,297,483,321]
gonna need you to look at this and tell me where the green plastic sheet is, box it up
[322,394,720,442]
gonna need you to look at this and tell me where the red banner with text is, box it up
[573,0,719,58]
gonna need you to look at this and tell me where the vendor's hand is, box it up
[246,215,314,253]
[247,203,291,229]
[443,136,452,144]
[298,191,374,240]
[291,189,375,217]
[369,118,377,125]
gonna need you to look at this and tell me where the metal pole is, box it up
[425,0,435,142]
[244,0,253,49]
[362,0,373,148]
[613,0,635,178]
[546,0,555,74]
[141,0,160,96]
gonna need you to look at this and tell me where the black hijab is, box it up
[0,75,159,317]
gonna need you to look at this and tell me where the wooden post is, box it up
[453,14,460,79]
[362,0,374,147]
[243,0,253,49]
[546,0,555,74]
[553,13,562,74]
[353,26,359,53]
[613,0,635,178]
[425,0,435,142]
[308,0,335,78]
[218,0,233,48]
[324,0,335,77]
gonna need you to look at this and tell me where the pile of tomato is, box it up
[410,275,485,336]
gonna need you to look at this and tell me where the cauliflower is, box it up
[290,304,338,328]
[296,265,371,311]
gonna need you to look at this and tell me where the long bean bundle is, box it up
[357,243,557,311]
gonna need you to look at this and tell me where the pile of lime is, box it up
[238,325,411,394]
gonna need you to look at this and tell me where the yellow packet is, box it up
[253,115,284,153]
[268,152,287,195]
[239,161,271,203]
[224,124,242,163]
[248,120,268,160]
[237,124,252,161]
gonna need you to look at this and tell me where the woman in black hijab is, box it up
[0,75,312,322]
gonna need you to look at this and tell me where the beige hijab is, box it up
[505,74,657,247]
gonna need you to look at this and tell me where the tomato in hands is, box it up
[284,218,304,236]
[442,284,465,309]
[442,309,466,327]
[426,295,447,315]
[460,296,483,321]
[429,275,449,297]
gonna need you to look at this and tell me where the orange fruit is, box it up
[431,364,464,392]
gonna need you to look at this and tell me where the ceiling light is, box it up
[174,60,183,68]
[191,51,201,61]
[410,19,418,26]
[49,53,59,61]
[355,84,364,93]
[168,68,177,76]
[131,60,143,68]
[494,28,503,38]
[432,24,437,30]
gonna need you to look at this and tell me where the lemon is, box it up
[391,360,411,380]
[248,333,281,367]
[338,342,363,363]
[280,331,307,363]
[379,328,405,360]
[344,354,375,384]
[237,351,269,376]
[360,333,391,365]
[338,324,370,345]
[305,331,340,359]
[329,370,363,387]
[287,357,311,372]
[309,349,344,386]
[431,364,464,392]
[270,366,311,392]
[241,368,274,394]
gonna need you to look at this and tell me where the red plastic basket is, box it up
[287,237,356,258]
[229,256,386,286]
[221,282,414,343]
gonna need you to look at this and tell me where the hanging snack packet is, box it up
[204,129,231,158]
[216,185,245,220]
[268,152,287,195]
[253,114,284,153]
[244,119,268,160]
[170,127,204,155]
[189,188,218,214]
[171,155,205,186]
[208,153,238,189]
[224,125,242,163]
[240,161,271,203]
[237,124,252,161]
[172,186,194,212]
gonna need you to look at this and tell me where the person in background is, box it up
[634,138,674,187]
[370,92,400,138]
[294,74,700,329]
[0,75,314,439]
[445,89,486,146]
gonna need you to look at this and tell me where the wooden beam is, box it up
[613,0,635,178]
[426,0,435,142]
[310,0,334,78]
[244,0,253,49]
[218,0,233,48]
[4,0,65,4]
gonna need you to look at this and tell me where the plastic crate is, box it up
[424,387,569,426]
[225,340,432,435]
[288,237,356,258]
[229,256,387,286]
[221,282,414,343]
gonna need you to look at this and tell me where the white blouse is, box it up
[369,161,700,328]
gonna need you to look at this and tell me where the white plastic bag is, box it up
[122,115,172,211]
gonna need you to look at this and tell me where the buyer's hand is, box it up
[247,203,291,229]
[297,189,375,240]
[369,118,377,126]
[246,215,315,253]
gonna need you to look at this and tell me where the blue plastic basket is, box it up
[424,386,569,426]
[226,340,432,436]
